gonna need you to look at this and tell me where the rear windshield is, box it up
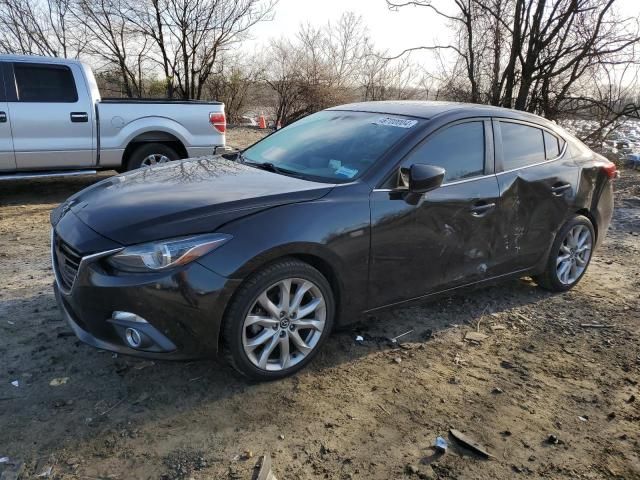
[242,110,421,183]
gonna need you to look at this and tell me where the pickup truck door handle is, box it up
[470,201,496,216]
[70,112,88,123]
[0,111,6,123]
[551,182,571,196]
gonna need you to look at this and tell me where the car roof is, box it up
[329,100,551,124]
[0,54,83,65]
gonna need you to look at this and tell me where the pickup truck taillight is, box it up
[602,161,619,179]
[209,113,226,134]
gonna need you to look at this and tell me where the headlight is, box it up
[107,233,232,273]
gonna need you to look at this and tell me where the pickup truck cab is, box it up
[0,54,226,178]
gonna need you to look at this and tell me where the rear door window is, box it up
[402,121,485,183]
[543,131,561,159]
[500,122,545,170]
[13,63,78,102]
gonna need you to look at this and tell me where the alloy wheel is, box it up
[141,154,171,167]
[242,278,326,371]
[556,224,593,285]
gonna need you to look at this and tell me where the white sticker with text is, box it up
[374,117,418,128]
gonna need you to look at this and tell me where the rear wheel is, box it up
[534,215,595,292]
[126,143,180,171]
[222,259,335,381]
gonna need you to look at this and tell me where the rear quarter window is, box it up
[13,63,78,103]
[500,122,545,170]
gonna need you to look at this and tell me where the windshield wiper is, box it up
[242,158,304,178]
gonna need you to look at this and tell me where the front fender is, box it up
[196,184,372,324]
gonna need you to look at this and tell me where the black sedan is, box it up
[51,101,616,380]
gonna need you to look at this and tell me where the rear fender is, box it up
[106,117,193,152]
[574,158,614,248]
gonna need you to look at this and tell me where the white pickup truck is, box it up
[0,54,226,179]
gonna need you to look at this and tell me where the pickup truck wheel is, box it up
[126,143,180,171]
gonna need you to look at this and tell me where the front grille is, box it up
[53,233,82,290]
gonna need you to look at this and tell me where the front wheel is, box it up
[222,259,335,380]
[534,215,595,292]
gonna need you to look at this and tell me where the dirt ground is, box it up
[1,127,639,480]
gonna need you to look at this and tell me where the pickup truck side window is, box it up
[0,63,5,101]
[13,64,78,103]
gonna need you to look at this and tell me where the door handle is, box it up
[470,202,496,216]
[551,183,571,196]
[70,112,88,123]
[0,111,6,123]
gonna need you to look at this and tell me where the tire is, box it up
[222,258,335,381]
[126,143,180,171]
[534,215,595,292]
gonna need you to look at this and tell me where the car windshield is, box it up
[242,110,421,183]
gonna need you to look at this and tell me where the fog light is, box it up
[109,311,176,352]
[125,327,143,348]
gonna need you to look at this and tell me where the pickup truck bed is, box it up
[97,98,225,169]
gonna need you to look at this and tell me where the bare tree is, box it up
[75,0,148,97]
[0,0,84,57]
[264,37,305,125]
[561,63,640,144]
[264,12,373,125]
[361,44,428,101]
[386,0,640,120]
[204,53,264,122]
[262,11,432,124]
[129,0,276,99]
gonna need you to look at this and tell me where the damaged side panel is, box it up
[571,144,614,248]
[368,176,501,309]
[492,157,581,273]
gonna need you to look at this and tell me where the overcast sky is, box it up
[246,0,640,70]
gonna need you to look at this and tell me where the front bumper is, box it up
[52,222,240,360]
[56,284,188,359]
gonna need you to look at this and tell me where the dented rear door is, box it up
[492,119,580,274]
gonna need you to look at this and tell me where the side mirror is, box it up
[409,164,445,194]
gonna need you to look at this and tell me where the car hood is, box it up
[64,157,334,245]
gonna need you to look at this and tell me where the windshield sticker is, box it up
[329,159,342,170]
[335,166,358,178]
[374,117,418,129]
